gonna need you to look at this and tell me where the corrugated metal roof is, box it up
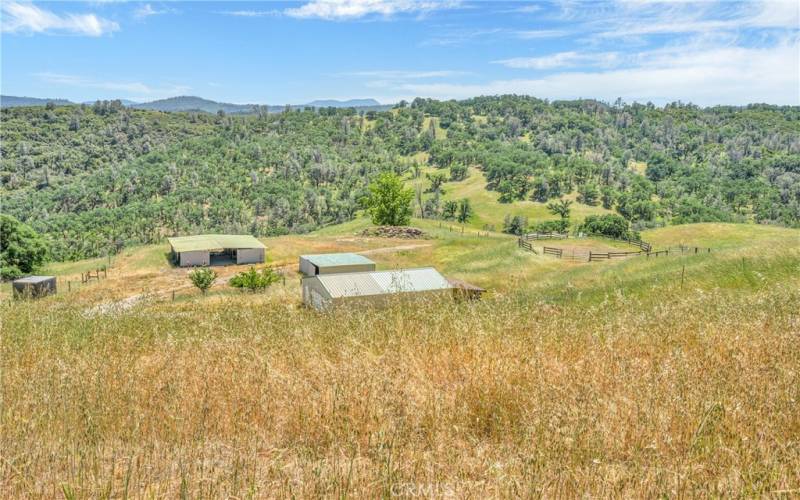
[168,234,266,253]
[316,267,452,299]
[300,253,375,267]
[13,275,55,284]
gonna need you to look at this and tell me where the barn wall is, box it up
[329,289,453,309]
[317,263,376,275]
[236,248,265,265]
[12,278,57,298]
[302,278,332,310]
[179,250,210,267]
[299,257,317,277]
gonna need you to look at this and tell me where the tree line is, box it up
[1,96,798,262]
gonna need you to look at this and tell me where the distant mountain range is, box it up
[0,95,390,113]
[1,95,75,108]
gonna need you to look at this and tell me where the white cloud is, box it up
[218,10,280,18]
[34,72,190,97]
[494,51,621,69]
[134,4,173,20]
[1,1,119,36]
[285,0,462,20]
[596,0,799,38]
[394,40,800,106]
[514,29,568,39]
[344,70,467,79]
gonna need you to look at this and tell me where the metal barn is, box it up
[302,267,454,310]
[168,235,266,267]
[12,275,57,298]
[299,253,376,277]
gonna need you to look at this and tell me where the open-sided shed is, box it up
[302,267,454,310]
[168,235,266,267]
[299,253,376,277]
[12,276,57,298]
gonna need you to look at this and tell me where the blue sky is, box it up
[2,0,798,106]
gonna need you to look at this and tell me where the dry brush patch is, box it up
[2,285,799,497]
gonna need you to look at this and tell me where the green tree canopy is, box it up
[0,214,48,280]
[547,199,573,220]
[456,198,473,224]
[367,172,414,226]
[579,214,633,239]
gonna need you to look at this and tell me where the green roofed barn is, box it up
[299,253,376,277]
[168,235,266,267]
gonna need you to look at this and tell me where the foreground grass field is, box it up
[2,223,799,497]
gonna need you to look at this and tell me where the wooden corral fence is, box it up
[588,250,642,261]
[543,246,563,258]
[582,233,653,253]
[517,238,538,254]
[521,232,569,241]
[81,268,107,283]
[645,246,711,258]
[542,245,712,262]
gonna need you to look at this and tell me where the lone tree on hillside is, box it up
[188,268,217,295]
[0,214,48,280]
[456,198,473,224]
[547,199,573,221]
[367,172,414,226]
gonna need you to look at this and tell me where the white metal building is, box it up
[299,253,376,277]
[302,267,454,310]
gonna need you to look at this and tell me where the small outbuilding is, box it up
[447,277,486,300]
[12,275,57,298]
[302,267,454,310]
[168,234,266,267]
[299,253,376,277]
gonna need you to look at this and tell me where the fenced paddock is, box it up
[535,234,712,263]
[582,233,652,253]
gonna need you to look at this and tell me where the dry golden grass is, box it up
[2,223,799,497]
[3,277,799,497]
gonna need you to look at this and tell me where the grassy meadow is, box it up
[2,222,799,497]
[405,166,612,231]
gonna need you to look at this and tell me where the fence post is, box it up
[588,251,592,262]
[680,264,685,290]
[68,281,71,292]
[172,290,175,301]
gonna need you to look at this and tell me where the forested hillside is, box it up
[2,96,799,261]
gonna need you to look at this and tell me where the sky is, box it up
[1,0,799,106]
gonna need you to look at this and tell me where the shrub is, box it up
[450,164,467,181]
[579,214,635,239]
[229,267,281,292]
[502,214,528,236]
[531,219,569,233]
[188,268,217,295]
